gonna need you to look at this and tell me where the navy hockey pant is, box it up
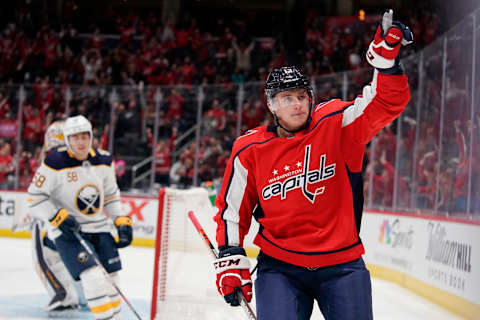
[54,232,122,280]
[255,253,373,320]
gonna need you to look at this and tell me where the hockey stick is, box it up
[187,211,257,320]
[73,232,143,320]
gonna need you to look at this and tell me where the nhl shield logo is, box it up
[76,184,101,215]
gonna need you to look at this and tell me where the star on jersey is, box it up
[296,161,302,168]
[262,145,336,203]
[284,165,290,171]
[272,169,278,175]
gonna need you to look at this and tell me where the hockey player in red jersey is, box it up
[213,10,413,320]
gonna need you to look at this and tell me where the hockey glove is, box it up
[49,208,80,235]
[114,216,133,248]
[366,9,413,74]
[213,247,253,306]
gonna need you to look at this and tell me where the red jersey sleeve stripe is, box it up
[217,137,276,247]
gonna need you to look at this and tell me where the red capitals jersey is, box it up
[214,72,410,268]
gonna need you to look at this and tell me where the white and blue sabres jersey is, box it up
[27,147,123,238]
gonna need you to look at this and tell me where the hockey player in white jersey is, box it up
[27,115,133,320]
[30,120,83,312]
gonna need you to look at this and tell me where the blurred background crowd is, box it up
[0,0,479,219]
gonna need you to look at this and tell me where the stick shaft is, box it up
[187,211,257,320]
[73,232,143,320]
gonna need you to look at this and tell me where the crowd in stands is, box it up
[2,3,478,216]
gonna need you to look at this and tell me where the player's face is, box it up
[68,132,91,160]
[274,88,310,132]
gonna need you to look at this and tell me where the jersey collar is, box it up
[66,148,96,159]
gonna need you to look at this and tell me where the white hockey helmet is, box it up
[43,120,65,152]
[63,115,93,152]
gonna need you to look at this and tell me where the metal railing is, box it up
[1,7,479,220]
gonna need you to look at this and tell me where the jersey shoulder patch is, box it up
[89,148,113,166]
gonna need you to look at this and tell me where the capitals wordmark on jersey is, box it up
[262,145,336,203]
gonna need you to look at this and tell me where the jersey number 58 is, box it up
[32,172,46,188]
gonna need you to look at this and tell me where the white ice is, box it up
[0,238,463,320]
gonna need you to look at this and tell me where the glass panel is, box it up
[440,17,474,217]
[158,85,199,189]
[472,9,480,219]
[312,72,342,104]
[14,82,71,190]
[243,80,269,134]
[410,36,444,214]
[344,68,373,102]
[395,54,419,211]
[113,85,150,190]
[196,82,239,187]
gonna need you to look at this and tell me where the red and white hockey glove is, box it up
[213,247,253,306]
[366,9,413,73]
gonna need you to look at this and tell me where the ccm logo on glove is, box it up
[214,258,242,269]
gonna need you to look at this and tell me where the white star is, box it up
[272,169,278,175]
[296,161,302,168]
[284,165,290,171]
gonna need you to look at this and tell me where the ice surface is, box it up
[0,238,462,320]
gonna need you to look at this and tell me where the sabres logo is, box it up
[76,184,101,215]
[77,251,89,263]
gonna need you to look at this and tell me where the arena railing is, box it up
[0,7,478,220]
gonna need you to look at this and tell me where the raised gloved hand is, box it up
[49,208,80,235]
[366,9,413,73]
[114,216,133,248]
[213,247,253,306]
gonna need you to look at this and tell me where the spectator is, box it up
[0,141,14,189]
[0,90,11,118]
[165,88,185,124]
[204,98,226,137]
[169,153,193,189]
[81,49,102,84]
[0,112,18,140]
[22,106,42,152]
[154,129,177,186]
[232,39,254,76]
